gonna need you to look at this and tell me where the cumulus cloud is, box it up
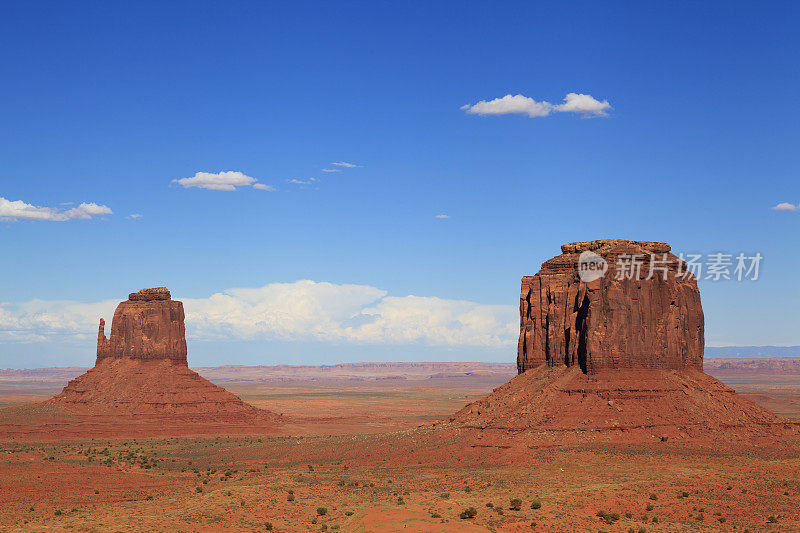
[173,171,260,191]
[321,168,340,173]
[288,178,312,185]
[127,213,143,219]
[0,281,518,348]
[554,92,612,115]
[331,162,361,168]
[461,92,612,118]
[0,197,112,222]
[772,202,799,211]
[435,214,450,219]
[253,183,276,191]
[0,299,118,342]
[461,94,553,118]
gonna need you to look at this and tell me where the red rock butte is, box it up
[44,288,283,430]
[448,239,797,444]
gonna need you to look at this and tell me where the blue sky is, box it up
[1,1,798,367]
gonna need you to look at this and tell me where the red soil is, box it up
[443,365,798,445]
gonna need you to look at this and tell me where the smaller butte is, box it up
[45,288,283,426]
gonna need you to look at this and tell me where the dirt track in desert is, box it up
[0,361,798,532]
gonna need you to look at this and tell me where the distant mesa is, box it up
[448,239,798,444]
[46,287,283,424]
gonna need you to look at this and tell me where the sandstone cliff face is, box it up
[47,287,282,425]
[517,239,704,374]
[96,287,187,364]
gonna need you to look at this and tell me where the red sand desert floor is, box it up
[0,361,798,532]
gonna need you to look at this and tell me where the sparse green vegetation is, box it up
[459,507,477,519]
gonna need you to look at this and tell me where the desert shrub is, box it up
[54,510,62,516]
[316,507,327,516]
[784,491,790,495]
[94,490,99,494]
[768,515,778,523]
[287,493,295,502]
[240,499,245,507]
[345,511,354,516]
[652,517,659,523]
[460,507,477,519]
[718,517,727,523]
[331,526,339,530]
[649,493,657,500]
[727,485,732,490]
[646,503,653,511]
[596,510,620,525]
[145,495,153,501]
[396,497,405,505]
[696,513,704,521]
[464,486,472,493]
[486,502,494,507]
[430,512,441,518]
[440,492,450,499]
[496,508,504,515]
[311,518,317,524]
[337,480,345,486]
[637,528,646,533]
[530,500,541,510]
[625,511,632,518]
[308,465,314,472]
[510,498,522,511]
[195,486,203,493]
[264,522,273,530]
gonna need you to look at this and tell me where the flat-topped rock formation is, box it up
[447,240,797,444]
[45,288,282,427]
[518,239,704,373]
[96,287,187,363]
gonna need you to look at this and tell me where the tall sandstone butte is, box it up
[46,288,282,428]
[96,287,187,363]
[449,240,796,444]
[517,239,704,373]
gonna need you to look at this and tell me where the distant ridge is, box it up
[705,346,800,358]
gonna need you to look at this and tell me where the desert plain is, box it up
[0,359,798,532]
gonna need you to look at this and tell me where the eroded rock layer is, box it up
[96,287,187,364]
[518,239,704,374]
[445,240,797,444]
[447,365,795,444]
[46,288,282,425]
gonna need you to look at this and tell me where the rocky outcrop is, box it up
[96,287,187,364]
[444,239,797,444]
[46,288,283,426]
[517,239,704,374]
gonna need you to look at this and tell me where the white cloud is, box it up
[331,162,361,168]
[554,92,612,116]
[461,92,612,118]
[173,171,258,191]
[435,214,450,219]
[288,178,311,185]
[321,168,340,173]
[253,183,276,191]
[0,281,518,348]
[128,213,143,219]
[461,94,553,118]
[772,202,799,211]
[0,197,112,222]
